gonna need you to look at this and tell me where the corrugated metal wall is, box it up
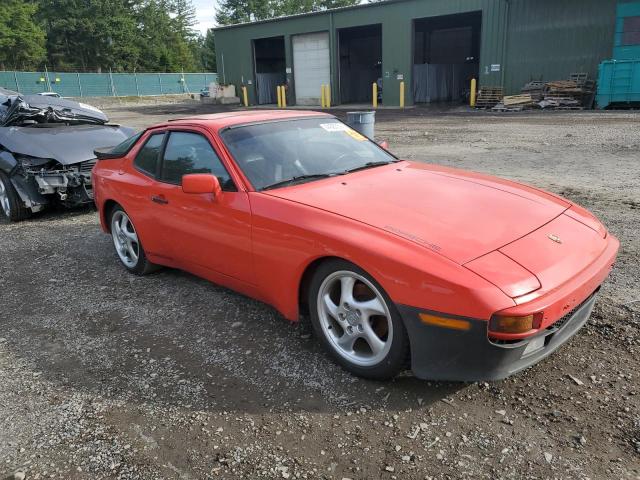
[503,0,617,94]
[214,0,618,104]
[614,1,640,60]
[0,72,218,97]
[215,0,509,106]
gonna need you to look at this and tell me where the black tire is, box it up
[109,205,159,276]
[0,170,30,222]
[308,259,410,380]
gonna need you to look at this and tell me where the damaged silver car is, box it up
[0,87,134,221]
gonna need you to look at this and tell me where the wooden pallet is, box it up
[475,86,503,109]
[503,94,534,107]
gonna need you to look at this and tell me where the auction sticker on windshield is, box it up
[320,123,367,141]
[320,123,349,132]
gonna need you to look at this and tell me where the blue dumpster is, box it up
[596,59,640,108]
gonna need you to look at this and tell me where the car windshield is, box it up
[220,117,397,190]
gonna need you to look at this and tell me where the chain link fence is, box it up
[0,70,218,97]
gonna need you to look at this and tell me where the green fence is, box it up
[0,71,218,97]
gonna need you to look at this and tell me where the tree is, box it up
[36,0,140,71]
[216,0,361,26]
[0,0,46,70]
[215,0,271,25]
[201,29,217,71]
[135,0,199,71]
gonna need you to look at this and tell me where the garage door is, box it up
[293,32,330,105]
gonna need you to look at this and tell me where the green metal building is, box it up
[214,0,621,107]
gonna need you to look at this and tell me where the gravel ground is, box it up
[0,102,639,480]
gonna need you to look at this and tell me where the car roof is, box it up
[159,110,334,131]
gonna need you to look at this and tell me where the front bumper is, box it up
[398,292,598,382]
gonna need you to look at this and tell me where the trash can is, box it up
[346,111,376,139]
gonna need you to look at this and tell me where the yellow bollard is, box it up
[281,86,287,108]
[320,84,326,108]
[242,86,248,107]
[400,81,405,108]
[372,82,378,108]
[470,78,477,108]
[277,85,282,108]
[325,84,331,108]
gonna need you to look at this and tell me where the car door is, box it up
[117,130,171,260]
[150,128,254,283]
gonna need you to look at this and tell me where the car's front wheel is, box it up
[308,259,410,380]
[0,171,30,222]
[110,205,157,275]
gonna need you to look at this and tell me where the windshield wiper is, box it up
[262,173,339,191]
[343,160,396,174]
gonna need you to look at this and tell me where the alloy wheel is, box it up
[0,179,11,217]
[111,210,140,268]
[317,271,393,367]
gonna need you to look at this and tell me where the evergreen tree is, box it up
[216,0,272,25]
[36,0,140,71]
[201,29,217,71]
[0,0,46,70]
[216,0,361,26]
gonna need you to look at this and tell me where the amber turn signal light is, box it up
[419,313,471,331]
[489,314,535,334]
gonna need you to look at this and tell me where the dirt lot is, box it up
[1,101,639,480]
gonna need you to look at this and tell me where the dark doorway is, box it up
[338,24,382,104]
[413,12,481,103]
[253,36,286,105]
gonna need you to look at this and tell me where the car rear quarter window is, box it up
[134,133,165,177]
[160,132,235,191]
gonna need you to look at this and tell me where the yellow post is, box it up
[400,81,405,108]
[372,82,378,108]
[242,86,248,107]
[320,84,326,108]
[277,85,282,108]
[325,84,331,108]
[470,78,477,108]
[281,86,287,108]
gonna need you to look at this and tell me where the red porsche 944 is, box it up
[93,111,619,381]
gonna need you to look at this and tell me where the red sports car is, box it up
[93,111,619,381]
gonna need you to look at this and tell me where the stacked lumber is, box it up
[543,78,596,109]
[521,81,545,101]
[483,74,597,113]
[492,94,535,112]
[475,87,503,109]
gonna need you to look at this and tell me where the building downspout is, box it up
[329,11,336,105]
[501,0,510,91]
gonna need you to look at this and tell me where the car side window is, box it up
[133,133,165,177]
[160,132,236,191]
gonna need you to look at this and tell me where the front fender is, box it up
[249,193,514,322]
[0,149,17,175]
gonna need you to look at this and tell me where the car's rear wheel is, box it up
[110,206,157,275]
[308,259,410,380]
[0,171,30,222]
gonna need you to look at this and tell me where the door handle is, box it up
[151,195,169,205]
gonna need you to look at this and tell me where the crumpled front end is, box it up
[0,123,135,215]
[10,155,97,212]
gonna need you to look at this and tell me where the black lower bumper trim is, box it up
[397,294,598,382]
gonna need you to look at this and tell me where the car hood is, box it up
[0,94,108,126]
[0,124,135,165]
[265,161,571,265]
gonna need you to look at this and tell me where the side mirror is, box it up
[378,140,390,150]
[182,174,222,197]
